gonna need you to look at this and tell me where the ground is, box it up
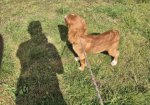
[0,0,150,105]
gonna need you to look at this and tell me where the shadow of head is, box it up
[28,21,42,35]
[28,21,47,42]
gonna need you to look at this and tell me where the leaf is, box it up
[43,96,46,98]
[23,86,26,92]
[19,89,24,95]
[46,91,49,95]
[26,87,28,93]
[2,83,8,87]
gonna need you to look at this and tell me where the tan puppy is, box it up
[64,14,120,71]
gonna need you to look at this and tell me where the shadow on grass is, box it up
[0,34,3,69]
[16,21,66,105]
[58,25,78,57]
[90,33,101,35]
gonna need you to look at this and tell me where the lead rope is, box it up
[78,35,104,105]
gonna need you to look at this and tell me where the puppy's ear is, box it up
[68,27,79,43]
[80,18,88,32]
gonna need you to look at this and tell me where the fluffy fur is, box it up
[64,14,88,44]
[64,14,120,71]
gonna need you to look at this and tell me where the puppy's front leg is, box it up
[75,57,87,67]
[78,58,85,71]
[74,57,80,61]
[77,54,86,71]
[73,45,80,61]
[73,45,86,70]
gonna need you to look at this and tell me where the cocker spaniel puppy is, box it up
[64,14,120,71]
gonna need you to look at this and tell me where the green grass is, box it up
[0,0,150,105]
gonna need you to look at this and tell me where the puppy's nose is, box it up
[64,15,67,18]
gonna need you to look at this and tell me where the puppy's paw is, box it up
[78,67,84,71]
[111,60,117,66]
[74,57,80,61]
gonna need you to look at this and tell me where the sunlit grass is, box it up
[0,0,150,105]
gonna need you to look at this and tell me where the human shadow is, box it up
[16,21,66,105]
[0,34,3,69]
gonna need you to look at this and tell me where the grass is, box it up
[0,0,150,105]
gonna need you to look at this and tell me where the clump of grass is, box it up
[136,0,150,3]
[122,14,138,28]
[1,51,14,77]
[3,19,21,34]
[112,0,129,4]
[144,28,150,40]
[94,4,128,18]
[11,7,24,16]
[56,7,68,15]
[112,0,150,4]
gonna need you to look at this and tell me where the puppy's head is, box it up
[64,14,88,32]
[64,14,88,43]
